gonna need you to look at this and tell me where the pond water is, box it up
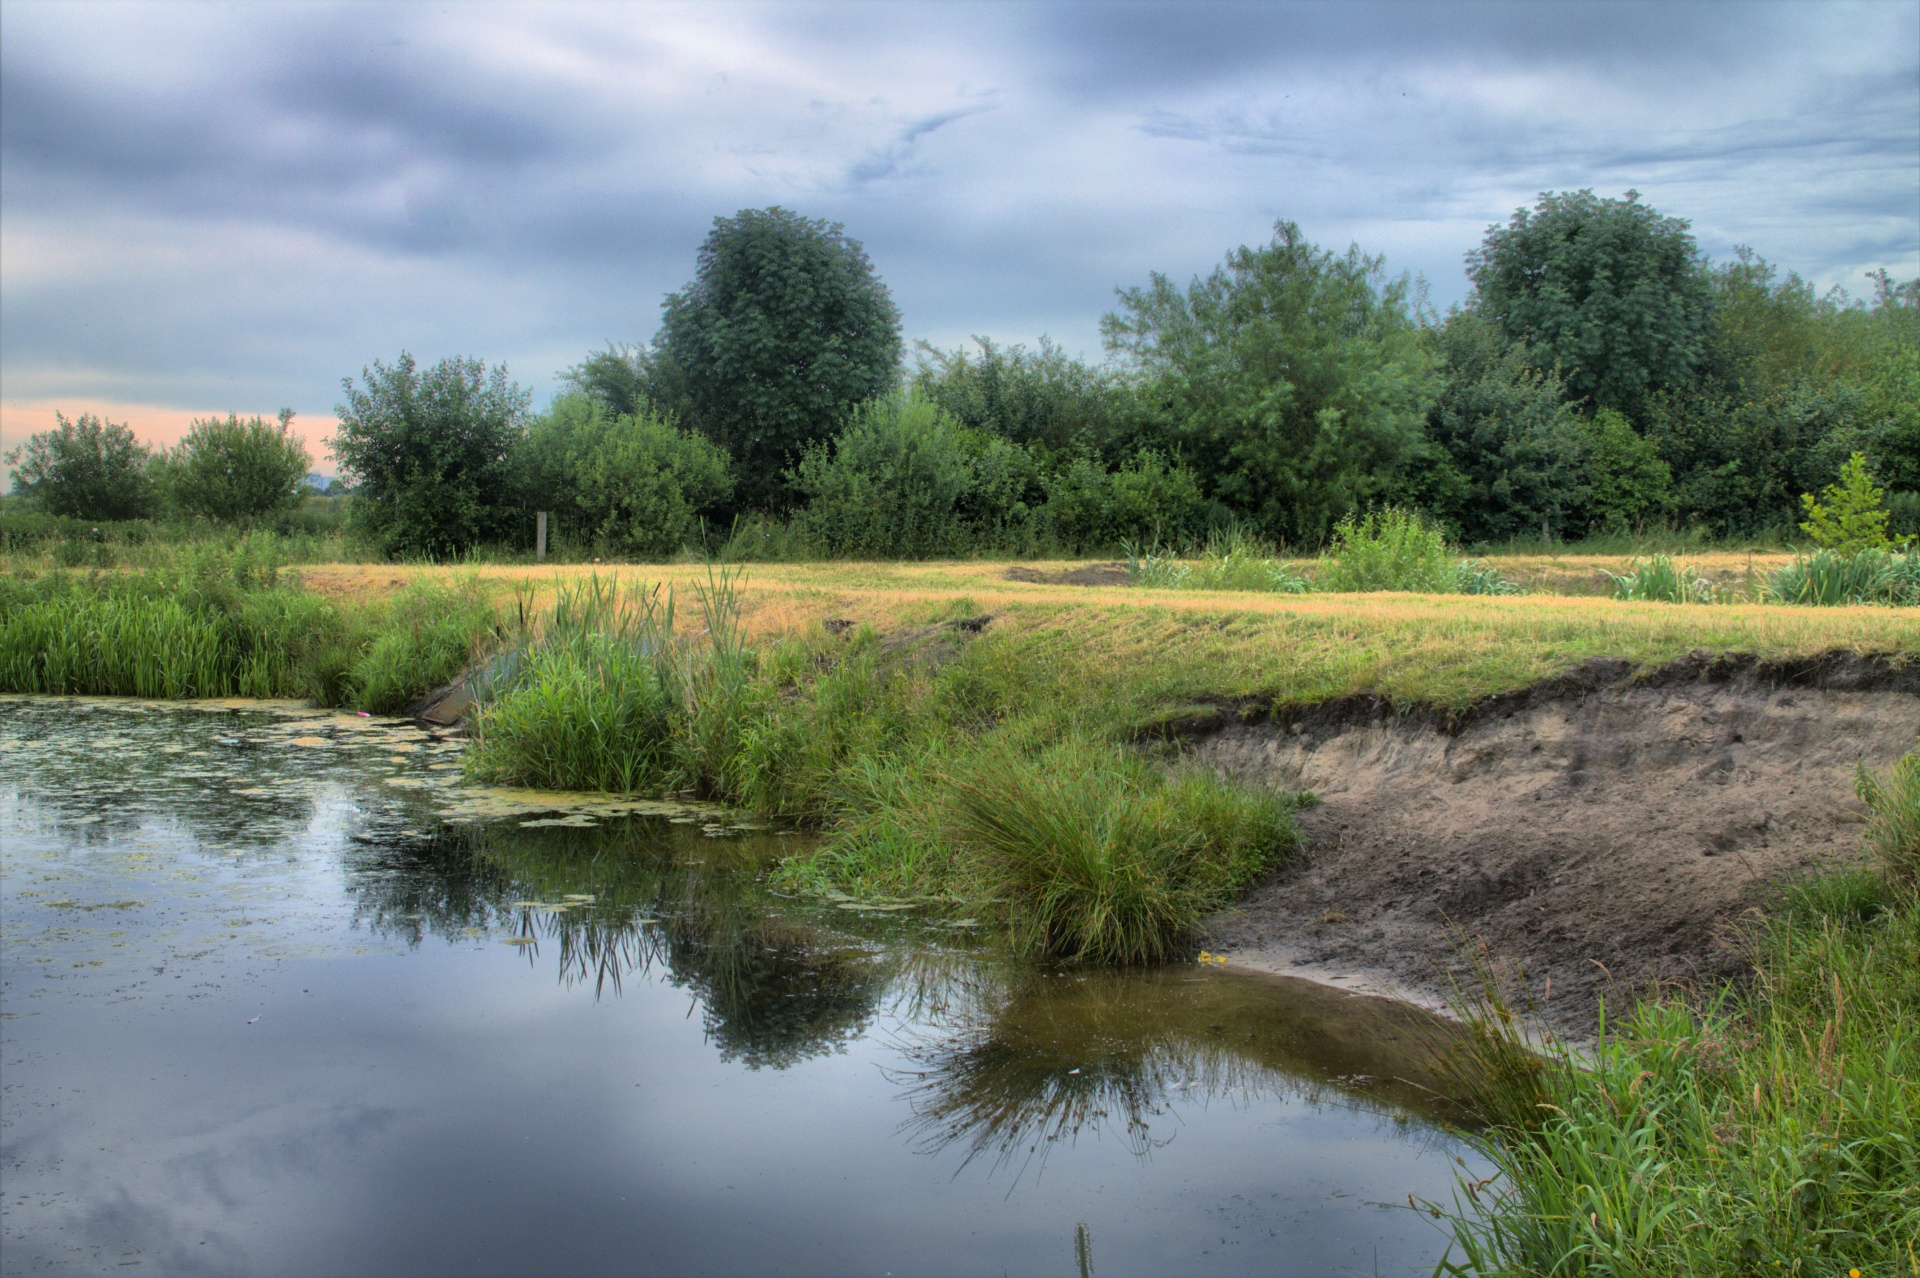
[0,697,1485,1277]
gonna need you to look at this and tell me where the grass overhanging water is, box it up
[1431,749,1920,1276]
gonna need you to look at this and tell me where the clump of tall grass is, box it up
[1763,545,1920,606]
[1606,553,1717,603]
[1317,507,1521,595]
[1434,750,1920,1275]
[466,567,759,797]
[1126,527,1314,593]
[945,740,1295,964]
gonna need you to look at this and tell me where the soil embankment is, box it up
[1195,654,1920,1036]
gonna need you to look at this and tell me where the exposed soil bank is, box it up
[1195,653,1920,1037]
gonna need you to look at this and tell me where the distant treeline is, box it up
[9,195,1917,559]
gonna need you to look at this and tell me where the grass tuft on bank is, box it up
[1433,749,1920,1276]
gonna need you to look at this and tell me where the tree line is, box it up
[10,194,1917,558]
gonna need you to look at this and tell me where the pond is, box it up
[0,697,1486,1277]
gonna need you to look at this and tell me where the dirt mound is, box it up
[1004,563,1131,587]
[1195,655,1920,1036]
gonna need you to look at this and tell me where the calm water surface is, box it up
[0,697,1484,1277]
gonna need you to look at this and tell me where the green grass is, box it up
[462,572,1303,962]
[1607,554,1717,603]
[1764,546,1920,606]
[0,545,496,709]
[1432,750,1920,1276]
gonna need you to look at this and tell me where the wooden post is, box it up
[536,511,548,561]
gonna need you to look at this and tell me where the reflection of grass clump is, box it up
[1435,750,1920,1275]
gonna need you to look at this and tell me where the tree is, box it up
[1102,220,1434,543]
[1412,311,1586,543]
[331,353,530,559]
[163,410,311,525]
[4,412,156,520]
[560,344,653,419]
[654,208,902,509]
[1575,409,1672,535]
[1467,190,1714,419]
[1799,452,1891,552]
[513,396,732,559]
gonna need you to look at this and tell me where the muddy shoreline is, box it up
[1194,653,1920,1038]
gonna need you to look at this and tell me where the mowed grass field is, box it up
[295,556,1918,714]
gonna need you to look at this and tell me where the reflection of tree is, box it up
[340,816,894,1069]
[891,967,1470,1179]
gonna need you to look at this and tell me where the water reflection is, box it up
[3,696,1483,1276]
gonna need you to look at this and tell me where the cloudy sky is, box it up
[2,0,1916,475]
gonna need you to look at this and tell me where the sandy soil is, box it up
[1196,655,1920,1037]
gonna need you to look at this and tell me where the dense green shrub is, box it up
[5,412,157,520]
[513,396,732,559]
[1573,409,1672,536]
[331,352,532,559]
[792,395,1043,558]
[160,410,312,526]
[1410,311,1586,544]
[911,336,1161,461]
[1043,450,1207,553]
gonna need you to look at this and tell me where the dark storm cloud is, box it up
[0,0,1913,449]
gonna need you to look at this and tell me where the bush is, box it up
[331,352,531,560]
[1318,506,1455,592]
[1043,450,1207,553]
[515,396,732,559]
[4,412,156,520]
[162,410,312,526]
[793,395,1041,558]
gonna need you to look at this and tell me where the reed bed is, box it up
[0,546,495,709]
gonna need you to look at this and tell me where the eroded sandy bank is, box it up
[1196,653,1920,1036]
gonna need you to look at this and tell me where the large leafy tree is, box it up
[5,412,156,520]
[163,410,311,525]
[1468,190,1714,419]
[654,207,902,509]
[1102,220,1434,542]
[331,353,531,559]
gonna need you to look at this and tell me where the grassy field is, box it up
[292,557,1918,716]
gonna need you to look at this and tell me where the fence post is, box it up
[536,511,548,561]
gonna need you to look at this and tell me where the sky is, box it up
[3,0,1916,478]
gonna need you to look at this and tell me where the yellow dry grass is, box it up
[293,558,1918,711]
